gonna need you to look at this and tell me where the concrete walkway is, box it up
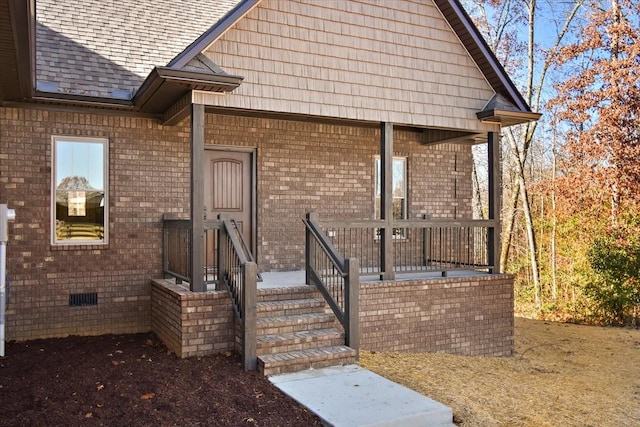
[270,364,455,427]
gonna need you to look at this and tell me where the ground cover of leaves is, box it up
[360,317,640,426]
[0,333,321,426]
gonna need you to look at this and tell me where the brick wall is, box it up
[206,113,473,271]
[150,279,235,357]
[1,106,472,342]
[0,107,190,341]
[359,275,514,356]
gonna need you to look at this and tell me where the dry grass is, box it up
[360,317,640,426]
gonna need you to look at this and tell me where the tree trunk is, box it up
[550,122,558,300]
[500,182,520,272]
[472,161,485,219]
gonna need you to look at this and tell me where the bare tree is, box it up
[465,0,585,308]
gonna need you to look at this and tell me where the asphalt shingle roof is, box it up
[36,0,241,98]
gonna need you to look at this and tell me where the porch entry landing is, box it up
[255,269,490,289]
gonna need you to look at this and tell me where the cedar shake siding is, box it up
[1,106,470,340]
[196,0,498,132]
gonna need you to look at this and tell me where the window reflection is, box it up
[53,138,107,243]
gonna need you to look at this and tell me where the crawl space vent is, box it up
[69,292,98,307]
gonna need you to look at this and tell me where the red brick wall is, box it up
[359,275,514,356]
[1,106,472,341]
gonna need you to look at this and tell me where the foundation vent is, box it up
[69,292,98,307]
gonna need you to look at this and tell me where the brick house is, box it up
[1,0,539,373]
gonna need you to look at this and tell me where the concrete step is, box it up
[257,312,336,335]
[257,298,327,318]
[257,285,321,302]
[257,328,345,356]
[258,346,357,376]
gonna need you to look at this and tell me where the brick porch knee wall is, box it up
[151,279,235,358]
[360,275,514,356]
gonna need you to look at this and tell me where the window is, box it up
[375,156,407,237]
[52,136,108,245]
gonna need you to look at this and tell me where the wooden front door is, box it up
[204,149,253,251]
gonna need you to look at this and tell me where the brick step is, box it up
[258,346,357,376]
[257,313,336,335]
[257,285,321,302]
[257,328,345,355]
[257,298,327,318]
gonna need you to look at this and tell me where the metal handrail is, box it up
[229,219,262,282]
[303,217,346,276]
[304,213,359,353]
[219,217,257,371]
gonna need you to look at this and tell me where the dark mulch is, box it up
[0,333,322,426]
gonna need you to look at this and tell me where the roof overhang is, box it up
[8,66,243,116]
[434,0,531,113]
[476,109,542,127]
[134,67,243,114]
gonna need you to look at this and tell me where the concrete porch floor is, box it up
[258,269,489,289]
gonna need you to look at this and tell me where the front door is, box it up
[204,149,253,252]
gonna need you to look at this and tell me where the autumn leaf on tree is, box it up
[552,0,640,221]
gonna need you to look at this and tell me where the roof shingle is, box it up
[36,0,240,98]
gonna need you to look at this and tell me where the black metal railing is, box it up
[163,217,192,284]
[320,216,495,278]
[219,217,257,371]
[304,213,359,353]
[162,215,257,371]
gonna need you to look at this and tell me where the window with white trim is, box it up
[52,136,108,245]
[374,156,407,224]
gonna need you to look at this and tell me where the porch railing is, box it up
[163,217,192,284]
[318,215,496,278]
[162,215,257,371]
[303,213,359,353]
[219,217,257,371]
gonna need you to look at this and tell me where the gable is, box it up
[197,0,498,132]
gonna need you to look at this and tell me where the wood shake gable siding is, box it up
[195,0,498,131]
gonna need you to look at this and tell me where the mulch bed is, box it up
[0,332,322,426]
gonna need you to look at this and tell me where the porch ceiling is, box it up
[421,128,482,146]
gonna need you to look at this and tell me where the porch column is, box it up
[190,103,205,291]
[487,131,501,274]
[380,122,395,280]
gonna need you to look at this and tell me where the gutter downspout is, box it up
[0,204,16,357]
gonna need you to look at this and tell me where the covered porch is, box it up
[152,96,517,372]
